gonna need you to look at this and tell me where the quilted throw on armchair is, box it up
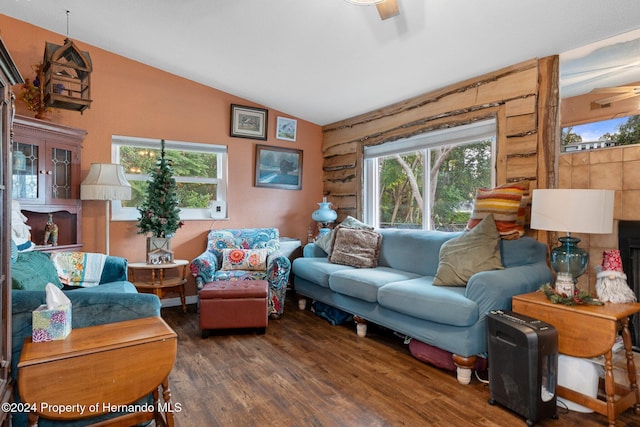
[190,228,291,318]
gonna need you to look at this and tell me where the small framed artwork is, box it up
[230,104,268,140]
[255,144,303,190]
[276,116,297,141]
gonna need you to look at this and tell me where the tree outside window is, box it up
[112,137,227,221]
[376,140,492,230]
[562,114,640,151]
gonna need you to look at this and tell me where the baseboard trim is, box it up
[160,295,198,308]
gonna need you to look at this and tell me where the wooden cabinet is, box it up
[12,115,86,250]
[0,35,24,425]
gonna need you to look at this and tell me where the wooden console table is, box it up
[129,260,189,313]
[512,291,640,426]
[18,316,177,426]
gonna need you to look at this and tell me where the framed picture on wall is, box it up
[255,144,303,190]
[230,104,268,140]
[276,116,297,141]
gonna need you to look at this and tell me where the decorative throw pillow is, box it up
[503,180,531,236]
[466,184,525,240]
[328,226,382,268]
[11,251,63,290]
[316,216,374,254]
[433,214,504,286]
[221,248,268,271]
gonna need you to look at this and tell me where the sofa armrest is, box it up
[99,255,129,284]
[465,262,554,317]
[189,251,219,289]
[303,243,328,258]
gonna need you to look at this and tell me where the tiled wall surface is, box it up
[558,144,640,292]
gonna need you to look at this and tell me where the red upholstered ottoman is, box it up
[199,280,268,337]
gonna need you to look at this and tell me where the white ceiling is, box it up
[2,0,640,126]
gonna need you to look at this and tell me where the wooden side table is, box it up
[129,260,189,313]
[512,291,640,426]
[18,316,177,426]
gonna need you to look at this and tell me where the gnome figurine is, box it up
[595,249,636,303]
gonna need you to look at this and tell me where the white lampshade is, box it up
[530,189,614,234]
[80,163,131,201]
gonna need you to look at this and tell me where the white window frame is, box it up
[111,135,228,221]
[363,119,497,229]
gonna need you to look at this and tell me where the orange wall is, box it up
[1,16,323,293]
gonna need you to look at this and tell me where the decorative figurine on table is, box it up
[595,249,636,303]
[43,213,58,246]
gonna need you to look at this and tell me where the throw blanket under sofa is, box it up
[292,225,553,384]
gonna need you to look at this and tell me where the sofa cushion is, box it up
[378,277,478,326]
[329,267,420,303]
[377,229,460,276]
[220,248,268,271]
[66,281,138,293]
[433,214,503,286]
[328,226,382,268]
[466,184,525,239]
[291,258,354,289]
[213,270,268,282]
[11,251,62,291]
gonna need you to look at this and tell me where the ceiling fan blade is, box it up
[594,92,640,106]
[591,86,640,94]
[376,0,399,20]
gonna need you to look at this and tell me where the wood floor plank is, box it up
[162,297,640,426]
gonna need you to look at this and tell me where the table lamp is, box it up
[312,197,337,236]
[80,163,132,255]
[530,189,614,284]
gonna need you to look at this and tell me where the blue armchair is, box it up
[190,228,291,318]
[11,252,162,426]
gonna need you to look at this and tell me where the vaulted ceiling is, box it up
[2,0,640,125]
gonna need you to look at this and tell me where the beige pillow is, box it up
[316,216,374,254]
[433,214,504,286]
[328,226,382,268]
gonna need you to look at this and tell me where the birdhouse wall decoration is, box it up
[42,38,92,113]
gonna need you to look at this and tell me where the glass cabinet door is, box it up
[12,140,78,205]
[12,141,39,200]
[49,143,76,201]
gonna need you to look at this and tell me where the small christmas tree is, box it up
[136,140,182,238]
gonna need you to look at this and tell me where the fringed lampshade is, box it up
[81,164,131,254]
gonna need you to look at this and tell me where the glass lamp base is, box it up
[550,235,589,283]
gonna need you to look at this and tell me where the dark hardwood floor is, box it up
[161,297,640,426]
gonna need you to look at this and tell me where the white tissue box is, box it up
[32,303,72,342]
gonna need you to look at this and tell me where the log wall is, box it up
[321,56,560,226]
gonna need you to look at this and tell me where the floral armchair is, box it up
[189,228,291,318]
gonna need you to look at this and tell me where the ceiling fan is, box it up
[591,85,640,107]
[346,0,400,20]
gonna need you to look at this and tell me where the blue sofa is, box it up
[292,229,553,384]
[11,252,162,426]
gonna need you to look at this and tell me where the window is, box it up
[562,115,640,152]
[363,119,496,230]
[111,136,227,221]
